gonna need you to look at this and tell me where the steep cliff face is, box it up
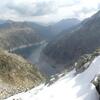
[74,48,100,74]
[0,49,45,99]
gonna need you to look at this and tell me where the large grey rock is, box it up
[75,48,100,74]
[92,74,100,94]
[75,54,92,74]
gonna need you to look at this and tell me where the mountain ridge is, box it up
[42,10,100,70]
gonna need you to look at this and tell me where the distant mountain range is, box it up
[0,49,45,99]
[0,18,80,50]
[49,18,80,36]
[43,10,100,70]
[0,20,7,24]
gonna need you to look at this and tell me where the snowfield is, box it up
[6,56,100,100]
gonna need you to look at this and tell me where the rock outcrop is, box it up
[92,74,100,94]
[75,48,100,74]
[0,49,45,99]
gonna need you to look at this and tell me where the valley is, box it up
[0,2,100,100]
[11,41,47,65]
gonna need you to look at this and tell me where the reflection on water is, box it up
[12,41,47,64]
[12,41,58,76]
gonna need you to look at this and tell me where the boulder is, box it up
[91,74,100,94]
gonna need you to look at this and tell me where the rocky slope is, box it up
[5,53,100,100]
[0,20,45,50]
[43,10,100,70]
[0,49,45,99]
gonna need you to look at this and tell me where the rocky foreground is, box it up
[0,49,45,100]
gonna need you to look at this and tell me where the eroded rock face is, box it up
[75,48,100,74]
[0,49,45,99]
[75,54,92,74]
[92,74,100,94]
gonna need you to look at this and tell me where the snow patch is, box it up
[6,56,100,100]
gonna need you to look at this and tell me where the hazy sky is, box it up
[0,0,100,24]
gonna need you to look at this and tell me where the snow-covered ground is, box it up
[6,56,100,100]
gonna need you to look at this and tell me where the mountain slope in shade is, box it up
[6,55,100,100]
[49,18,80,36]
[43,10,100,69]
[0,49,45,99]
